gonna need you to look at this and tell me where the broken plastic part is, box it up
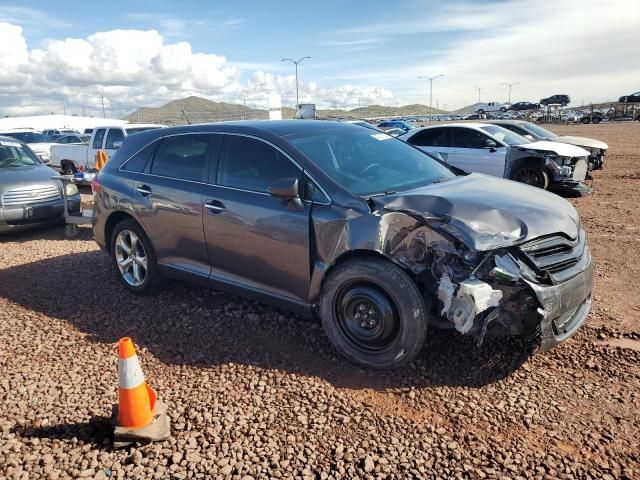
[437,273,456,315]
[490,254,522,282]
[448,278,503,334]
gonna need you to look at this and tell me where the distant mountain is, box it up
[123,96,447,124]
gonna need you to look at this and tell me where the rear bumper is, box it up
[525,245,594,351]
[0,196,81,233]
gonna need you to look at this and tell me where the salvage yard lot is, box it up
[1,123,639,479]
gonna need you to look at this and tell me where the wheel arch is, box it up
[507,156,548,180]
[104,211,148,255]
[311,249,419,305]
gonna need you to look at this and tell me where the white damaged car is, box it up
[399,123,591,190]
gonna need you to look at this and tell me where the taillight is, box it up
[91,175,101,194]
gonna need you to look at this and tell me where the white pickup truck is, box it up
[50,123,164,174]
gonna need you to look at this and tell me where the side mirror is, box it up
[268,177,303,210]
[112,140,123,149]
[484,139,497,149]
[524,134,534,141]
[268,177,299,199]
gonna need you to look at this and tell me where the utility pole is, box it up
[281,56,310,107]
[100,94,106,118]
[476,87,481,104]
[82,106,86,116]
[418,74,444,120]
[500,81,519,103]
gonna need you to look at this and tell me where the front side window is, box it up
[105,129,124,149]
[217,135,300,193]
[92,129,106,149]
[452,128,494,149]
[408,128,452,147]
[151,134,210,181]
[288,126,454,196]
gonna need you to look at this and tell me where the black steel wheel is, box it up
[320,258,427,368]
[334,282,400,353]
[512,165,550,189]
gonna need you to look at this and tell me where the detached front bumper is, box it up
[525,243,594,351]
[0,195,81,233]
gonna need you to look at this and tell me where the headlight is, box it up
[65,183,79,196]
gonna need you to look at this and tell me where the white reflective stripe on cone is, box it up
[118,355,145,389]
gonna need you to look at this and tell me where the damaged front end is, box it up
[380,208,593,350]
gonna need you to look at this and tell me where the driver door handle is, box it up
[136,185,152,196]
[205,199,226,214]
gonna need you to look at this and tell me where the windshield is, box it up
[125,127,162,134]
[0,131,49,143]
[287,126,455,196]
[523,123,557,139]
[480,125,531,146]
[0,140,40,167]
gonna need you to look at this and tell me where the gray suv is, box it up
[0,136,80,234]
[92,121,593,368]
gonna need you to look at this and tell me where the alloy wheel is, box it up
[114,230,148,287]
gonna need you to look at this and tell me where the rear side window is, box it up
[105,129,124,149]
[150,134,211,182]
[408,128,452,147]
[121,141,159,172]
[452,128,491,148]
[92,129,106,149]
[217,135,300,193]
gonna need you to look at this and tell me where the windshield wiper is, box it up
[366,191,396,198]
[431,176,453,184]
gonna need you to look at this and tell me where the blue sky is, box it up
[1,0,639,116]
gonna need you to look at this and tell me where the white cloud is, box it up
[0,22,393,117]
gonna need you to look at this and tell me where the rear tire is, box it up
[110,219,162,294]
[319,258,427,369]
[477,109,485,114]
[61,161,77,175]
[512,165,550,189]
[592,116,601,124]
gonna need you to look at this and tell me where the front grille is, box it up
[2,184,61,206]
[518,228,586,282]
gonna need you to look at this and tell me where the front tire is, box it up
[512,165,550,189]
[319,258,427,369]
[110,219,161,294]
[477,109,485,114]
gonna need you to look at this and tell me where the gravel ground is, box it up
[1,122,639,479]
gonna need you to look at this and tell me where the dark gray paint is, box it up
[92,121,593,348]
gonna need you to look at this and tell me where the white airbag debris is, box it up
[449,279,503,334]
[437,273,455,315]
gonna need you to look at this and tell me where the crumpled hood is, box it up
[380,174,580,251]
[552,135,608,151]
[515,140,591,157]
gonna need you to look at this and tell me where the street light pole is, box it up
[501,81,519,103]
[281,56,311,108]
[476,87,481,104]
[418,74,444,120]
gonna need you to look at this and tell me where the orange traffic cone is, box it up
[113,337,170,447]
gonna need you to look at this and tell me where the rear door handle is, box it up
[205,200,226,214]
[136,185,152,196]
